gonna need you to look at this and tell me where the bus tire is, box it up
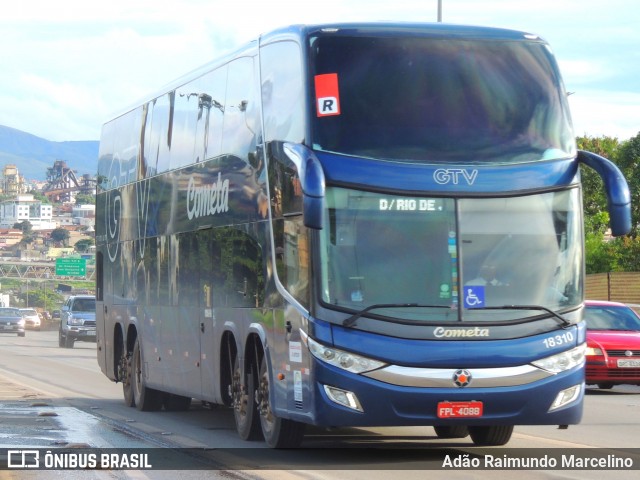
[257,357,305,448]
[434,425,469,439]
[468,425,513,446]
[120,340,135,407]
[131,337,163,411]
[232,356,262,440]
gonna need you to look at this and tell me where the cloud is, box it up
[569,91,640,141]
[1,0,638,141]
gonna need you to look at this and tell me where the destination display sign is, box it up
[347,195,448,212]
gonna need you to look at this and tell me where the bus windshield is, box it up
[310,34,575,164]
[319,187,583,323]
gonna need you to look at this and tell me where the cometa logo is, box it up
[453,369,472,387]
[186,172,229,220]
[433,326,490,338]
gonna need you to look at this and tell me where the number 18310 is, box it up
[543,331,574,349]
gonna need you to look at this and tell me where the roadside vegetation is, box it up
[579,132,640,273]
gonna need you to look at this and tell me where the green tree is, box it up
[577,134,640,273]
[613,131,640,237]
[18,235,35,250]
[75,193,95,205]
[14,221,35,249]
[74,238,95,253]
[19,286,64,311]
[30,191,50,203]
[50,228,71,246]
[13,220,33,234]
[612,236,640,271]
[577,135,621,236]
[585,233,617,274]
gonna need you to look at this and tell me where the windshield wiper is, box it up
[474,305,571,327]
[342,303,447,328]
[342,303,572,329]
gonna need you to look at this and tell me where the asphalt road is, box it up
[1,329,639,479]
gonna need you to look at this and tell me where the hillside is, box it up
[0,125,99,181]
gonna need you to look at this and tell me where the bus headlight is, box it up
[531,344,586,374]
[308,337,387,374]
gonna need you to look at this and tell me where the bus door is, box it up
[171,230,208,399]
[95,251,107,376]
[283,305,309,413]
[196,228,217,400]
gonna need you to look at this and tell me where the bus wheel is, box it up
[131,337,163,411]
[434,425,469,439]
[256,357,305,448]
[231,356,261,440]
[119,335,136,408]
[468,425,513,446]
[121,349,134,407]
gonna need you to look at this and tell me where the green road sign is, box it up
[55,258,87,277]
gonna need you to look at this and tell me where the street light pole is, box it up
[45,273,50,315]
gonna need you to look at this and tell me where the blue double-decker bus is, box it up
[95,23,631,448]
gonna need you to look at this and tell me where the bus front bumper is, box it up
[303,360,584,428]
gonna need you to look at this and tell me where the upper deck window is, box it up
[310,34,575,164]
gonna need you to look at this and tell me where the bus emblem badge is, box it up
[453,369,472,387]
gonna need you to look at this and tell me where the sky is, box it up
[0,0,638,142]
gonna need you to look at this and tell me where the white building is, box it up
[0,194,56,230]
[72,204,95,227]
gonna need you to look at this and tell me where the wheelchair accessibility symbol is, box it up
[464,286,485,309]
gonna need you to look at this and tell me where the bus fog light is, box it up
[549,383,582,411]
[323,385,363,412]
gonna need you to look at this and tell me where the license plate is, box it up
[617,359,640,368]
[437,401,483,418]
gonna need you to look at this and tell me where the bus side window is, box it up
[273,217,310,309]
[177,231,202,307]
[267,143,304,218]
[261,41,305,220]
[214,227,264,308]
[222,57,260,165]
[201,68,226,163]
[260,41,305,144]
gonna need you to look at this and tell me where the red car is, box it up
[584,300,640,390]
